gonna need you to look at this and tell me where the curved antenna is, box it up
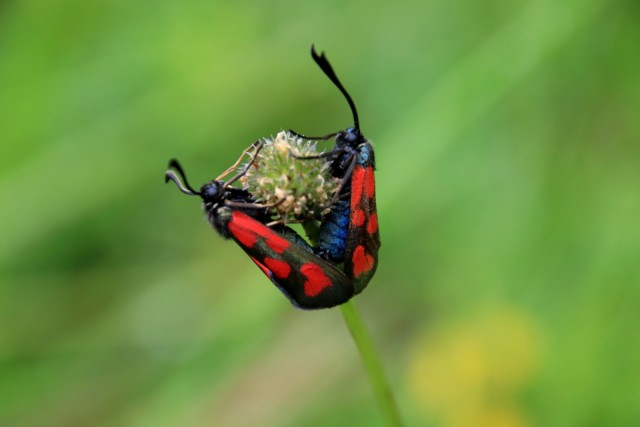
[311,44,360,131]
[165,159,200,195]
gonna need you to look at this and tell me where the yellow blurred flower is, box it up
[407,306,541,427]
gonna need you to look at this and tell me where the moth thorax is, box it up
[206,204,233,238]
[356,142,374,165]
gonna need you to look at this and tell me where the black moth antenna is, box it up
[165,141,264,196]
[310,44,360,132]
[289,45,361,140]
[165,159,200,196]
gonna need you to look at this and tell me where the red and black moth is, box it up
[165,143,355,309]
[290,46,381,293]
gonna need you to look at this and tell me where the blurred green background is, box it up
[1,0,639,425]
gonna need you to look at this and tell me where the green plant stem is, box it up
[340,300,403,427]
[303,220,401,426]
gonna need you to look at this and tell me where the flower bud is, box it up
[241,131,338,223]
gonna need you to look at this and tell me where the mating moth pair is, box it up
[166,46,380,309]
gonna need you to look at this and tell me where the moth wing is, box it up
[227,211,355,309]
[344,163,380,293]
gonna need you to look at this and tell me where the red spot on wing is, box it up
[350,166,365,205]
[230,211,290,253]
[263,257,291,279]
[352,245,375,278]
[228,217,259,248]
[352,208,365,227]
[262,233,290,254]
[364,166,375,199]
[251,256,272,279]
[367,213,378,234]
[300,263,333,297]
